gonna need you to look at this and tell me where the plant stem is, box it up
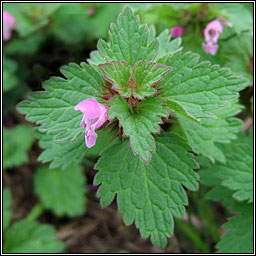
[175,218,210,253]
[190,187,220,243]
[27,203,44,221]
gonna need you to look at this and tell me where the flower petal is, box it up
[204,20,223,44]
[75,98,108,148]
[92,104,108,130]
[3,11,16,41]
[171,26,185,37]
[74,99,102,119]
[202,42,219,56]
[85,129,98,148]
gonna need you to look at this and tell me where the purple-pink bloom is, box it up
[171,26,185,37]
[88,7,95,15]
[74,99,108,148]
[202,42,219,56]
[202,19,226,56]
[3,11,16,41]
[204,20,223,44]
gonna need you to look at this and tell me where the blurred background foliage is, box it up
[3,3,253,253]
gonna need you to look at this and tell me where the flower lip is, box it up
[74,98,102,119]
[85,130,98,148]
[202,42,219,56]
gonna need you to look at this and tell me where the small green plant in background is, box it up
[3,3,253,253]
[3,188,65,253]
[199,128,253,253]
[34,165,87,217]
[3,125,34,170]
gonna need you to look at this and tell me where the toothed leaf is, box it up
[199,129,253,203]
[97,7,159,66]
[94,133,199,249]
[218,143,253,202]
[100,60,170,99]
[132,61,171,99]
[34,129,87,170]
[176,100,243,163]
[160,51,248,122]
[34,128,119,170]
[155,29,182,62]
[108,95,168,163]
[217,202,253,253]
[99,61,132,97]
[17,63,104,142]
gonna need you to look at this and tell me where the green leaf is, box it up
[34,129,88,170]
[217,143,253,202]
[217,3,253,34]
[221,31,253,84]
[4,33,45,56]
[87,50,106,65]
[81,128,121,159]
[97,7,159,66]
[94,133,199,248]
[3,3,60,37]
[34,128,119,169]
[155,29,182,62]
[159,50,248,122]
[3,188,12,231]
[224,54,253,86]
[198,156,237,208]
[132,61,171,99]
[17,63,104,142]
[34,165,87,217]
[50,4,123,44]
[86,3,124,40]
[199,131,253,203]
[49,4,91,45]
[3,219,65,253]
[216,202,253,253]
[108,95,168,163]
[3,57,18,93]
[99,60,170,99]
[3,125,34,170]
[176,100,243,163]
[198,147,253,253]
[99,61,132,97]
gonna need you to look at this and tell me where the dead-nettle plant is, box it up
[18,7,248,248]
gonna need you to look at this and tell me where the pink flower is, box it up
[204,20,223,44]
[202,18,232,55]
[171,26,185,37]
[202,19,227,56]
[202,42,219,56]
[74,99,108,148]
[3,11,16,41]
[88,7,95,15]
